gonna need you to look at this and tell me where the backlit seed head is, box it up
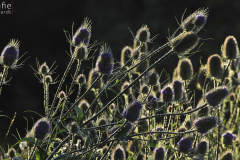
[39,62,49,75]
[131,48,141,60]
[222,132,235,145]
[148,70,159,86]
[136,25,150,43]
[122,101,142,123]
[222,36,239,59]
[72,18,91,46]
[7,148,16,158]
[220,151,233,160]
[73,43,88,61]
[177,137,193,153]
[121,46,133,67]
[78,99,91,115]
[153,83,161,93]
[96,117,108,131]
[133,39,148,52]
[111,146,126,160]
[173,79,183,101]
[153,147,165,160]
[88,69,102,89]
[161,85,174,102]
[58,90,66,99]
[177,58,194,80]
[140,84,150,94]
[147,95,158,110]
[109,103,116,110]
[207,54,224,79]
[1,39,20,67]
[33,118,50,140]
[170,31,199,56]
[45,75,53,84]
[194,116,217,135]
[205,86,229,107]
[196,140,208,154]
[76,74,86,84]
[96,44,114,75]
[196,98,209,117]
[135,52,149,73]
[228,92,236,101]
[67,121,79,134]
[121,81,131,95]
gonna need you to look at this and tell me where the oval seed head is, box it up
[88,69,102,89]
[121,46,133,67]
[135,52,149,73]
[39,62,49,75]
[131,48,141,60]
[161,85,174,102]
[173,80,183,101]
[7,148,16,158]
[220,152,233,160]
[173,127,187,146]
[67,121,79,134]
[177,58,194,80]
[121,81,131,95]
[153,83,161,93]
[141,84,150,94]
[1,39,19,67]
[109,103,116,111]
[78,99,91,116]
[96,44,114,75]
[153,147,165,160]
[196,140,208,155]
[147,95,158,110]
[194,116,217,135]
[33,118,50,140]
[170,31,199,56]
[207,54,224,79]
[122,101,142,123]
[148,70,159,86]
[136,25,150,43]
[58,90,66,99]
[73,43,88,61]
[76,74,86,84]
[222,132,234,145]
[72,18,91,46]
[96,117,108,131]
[222,36,239,59]
[111,146,126,160]
[205,86,229,107]
[177,137,193,153]
[137,119,148,133]
[45,75,53,84]
[228,92,236,101]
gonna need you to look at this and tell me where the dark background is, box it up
[0,0,239,148]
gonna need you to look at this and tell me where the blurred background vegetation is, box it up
[0,0,240,147]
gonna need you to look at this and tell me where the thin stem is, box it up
[0,66,8,95]
[28,139,38,160]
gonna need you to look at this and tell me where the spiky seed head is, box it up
[136,25,150,43]
[228,93,236,101]
[78,99,90,115]
[222,132,235,145]
[74,43,88,61]
[121,46,133,67]
[170,31,199,56]
[67,121,79,134]
[177,137,193,153]
[147,95,158,110]
[33,118,50,140]
[148,70,159,86]
[222,36,239,59]
[111,146,126,160]
[194,116,217,135]
[96,118,108,131]
[205,86,229,107]
[58,90,66,99]
[161,85,174,102]
[39,62,49,75]
[45,75,53,84]
[207,54,224,79]
[192,8,208,31]
[121,81,131,95]
[141,84,150,94]
[196,140,208,154]
[96,44,114,75]
[177,58,194,80]
[220,152,233,160]
[72,18,91,46]
[88,69,102,89]
[109,103,116,110]
[131,48,141,60]
[76,74,86,84]
[88,129,97,139]
[173,80,183,101]
[7,148,16,158]
[153,147,165,160]
[122,101,142,122]
[1,39,20,67]
[197,98,209,117]
[137,119,148,133]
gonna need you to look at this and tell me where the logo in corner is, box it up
[0,2,13,15]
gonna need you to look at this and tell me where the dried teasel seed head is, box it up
[45,75,53,84]
[7,148,16,158]
[76,74,86,84]
[220,151,233,160]
[222,132,235,145]
[33,118,50,140]
[73,43,88,61]
[39,62,49,75]
[205,86,229,107]
[58,90,66,99]
[136,25,150,43]
[121,46,133,67]
[177,137,193,153]
[153,147,165,160]
[222,36,239,59]
[196,140,208,155]
[172,79,183,101]
[177,58,194,80]
[121,81,131,95]
[207,54,224,79]
[194,116,217,135]
[148,70,159,86]
[67,121,79,134]
[88,69,102,89]
[161,85,174,102]
[122,101,142,123]
[111,145,126,160]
